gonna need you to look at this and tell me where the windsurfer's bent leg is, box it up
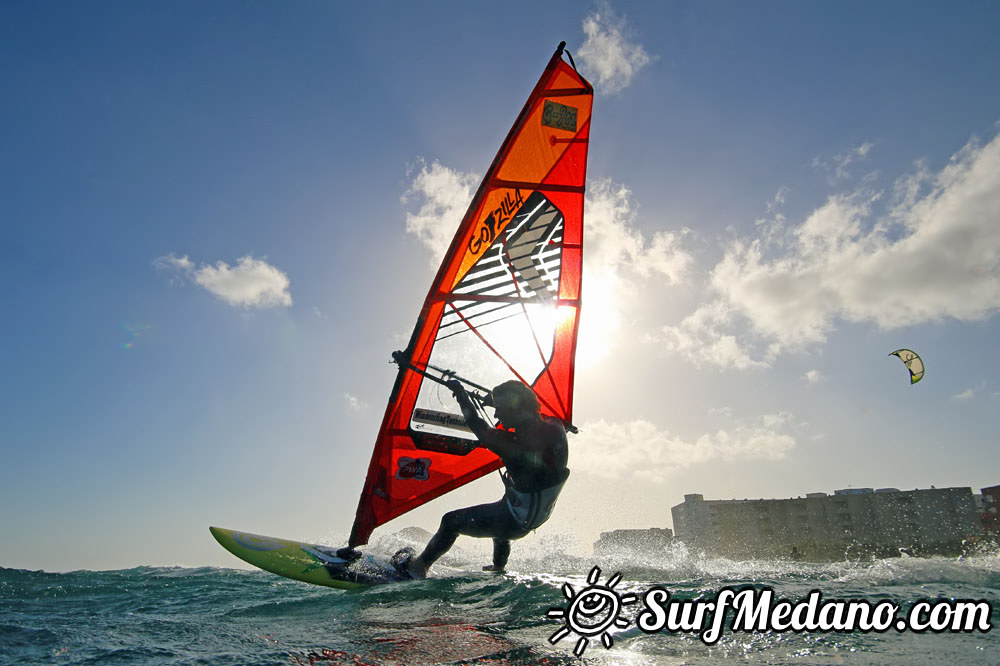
[411,501,526,577]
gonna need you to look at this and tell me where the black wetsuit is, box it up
[418,390,569,569]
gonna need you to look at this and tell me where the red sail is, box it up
[349,43,593,547]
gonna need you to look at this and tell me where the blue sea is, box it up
[2,541,998,665]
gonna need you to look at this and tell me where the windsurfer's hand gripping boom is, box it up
[446,379,495,443]
[392,349,492,407]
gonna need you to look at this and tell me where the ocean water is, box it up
[2,541,998,665]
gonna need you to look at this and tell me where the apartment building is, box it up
[670,486,984,560]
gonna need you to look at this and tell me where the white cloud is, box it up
[580,179,693,363]
[659,301,773,370]
[345,393,368,412]
[804,369,823,384]
[812,141,876,184]
[585,180,691,284]
[577,3,651,95]
[571,413,796,483]
[662,131,1000,368]
[156,254,292,308]
[951,388,975,401]
[402,159,479,265]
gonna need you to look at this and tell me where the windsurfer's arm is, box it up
[447,380,507,450]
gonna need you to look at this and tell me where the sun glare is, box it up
[576,271,619,368]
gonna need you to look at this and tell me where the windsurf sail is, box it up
[348,43,593,548]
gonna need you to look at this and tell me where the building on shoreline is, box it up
[670,486,985,560]
[592,527,673,556]
[982,484,1000,535]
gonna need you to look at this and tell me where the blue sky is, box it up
[3,1,999,571]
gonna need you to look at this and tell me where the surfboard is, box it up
[209,527,409,589]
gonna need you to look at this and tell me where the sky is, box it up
[2,1,999,572]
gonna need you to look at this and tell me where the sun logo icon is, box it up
[546,566,637,656]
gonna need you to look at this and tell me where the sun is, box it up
[575,272,619,368]
[546,566,637,656]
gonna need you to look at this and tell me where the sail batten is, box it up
[348,43,592,548]
[489,180,587,193]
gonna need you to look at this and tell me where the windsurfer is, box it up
[400,379,570,578]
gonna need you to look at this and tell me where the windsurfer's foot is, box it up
[391,547,428,579]
[407,555,428,579]
[482,564,505,573]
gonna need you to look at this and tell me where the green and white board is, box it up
[210,526,409,589]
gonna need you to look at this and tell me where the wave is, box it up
[3,551,997,665]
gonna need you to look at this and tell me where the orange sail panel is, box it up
[349,43,593,547]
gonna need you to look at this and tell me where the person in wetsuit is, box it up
[401,379,569,578]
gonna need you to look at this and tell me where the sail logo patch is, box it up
[542,100,577,132]
[396,457,432,481]
[413,408,472,432]
[469,189,524,256]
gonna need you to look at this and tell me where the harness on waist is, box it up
[501,468,570,530]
